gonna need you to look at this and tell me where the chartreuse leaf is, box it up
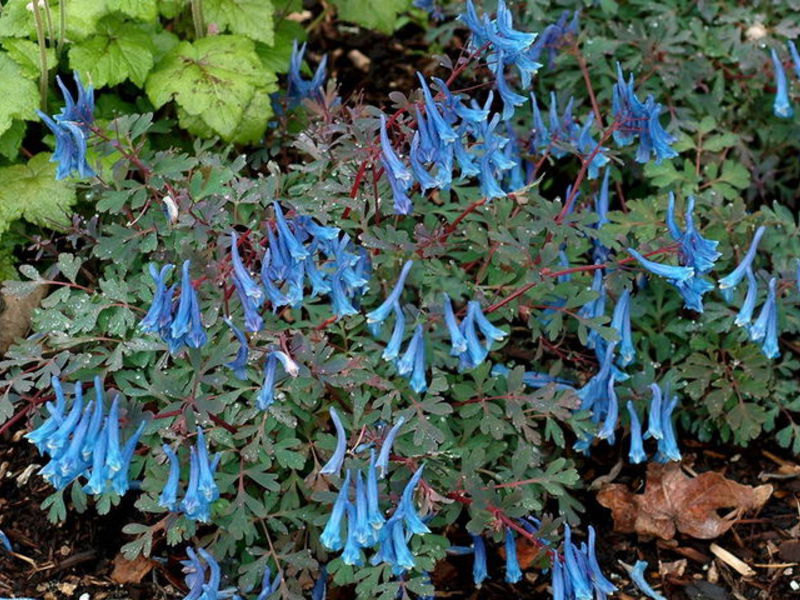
[69,16,157,87]
[0,153,77,235]
[0,120,26,160]
[203,0,275,45]
[106,0,158,22]
[2,39,57,79]
[146,35,277,141]
[0,54,38,137]
[330,0,410,33]
[255,19,306,73]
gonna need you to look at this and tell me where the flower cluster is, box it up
[228,203,370,331]
[318,410,428,574]
[442,294,508,372]
[37,72,96,180]
[141,260,208,354]
[611,63,678,164]
[256,350,300,410]
[287,41,328,108]
[180,547,240,600]
[550,524,616,600]
[528,10,580,69]
[629,194,720,312]
[530,91,609,179]
[466,528,524,584]
[158,427,221,523]
[26,376,145,495]
[627,383,682,464]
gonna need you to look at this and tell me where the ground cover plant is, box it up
[2,0,800,599]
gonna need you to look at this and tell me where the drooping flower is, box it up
[179,428,222,523]
[256,565,282,600]
[563,524,592,599]
[158,444,181,511]
[627,248,694,282]
[382,302,406,361]
[627,400,646,464]
[320,407,348,477]
[749,276,780,359]
[629,560,667,600]
[655,387,682,463]
[472,534,488,585]
[321,470,351,551]
[504,528,523,584]
[586,525,616,595]
[375,416,405,478]
[596,376,618,444]
[770,48,794,119]
[367,260,414,331]
[611,288,635,366]
[667,194,721,274]
[528,10,579,69]
[718,226,767,291]
[734,267,758,327]
[168,260,208,352]
[223,317,249,380]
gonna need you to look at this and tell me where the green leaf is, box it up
[68,17,157,87]
[146,35,277,141]
[719,160,749,190]
[0,153,77,235]
[2,38,57,79]
[106,0,158,22]
[331,0,410,33]
[0,53,39,137]
[57,253,83,283]
[0,120,26,160]
[203,0,275,45]
[255,19,306,73]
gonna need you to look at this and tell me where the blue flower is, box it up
[273,203,309,261]
[503,528,523,584]
[83,417,109,495]
[734,267,758,327]
[109,420,145,496]
[644,383,664,441]
[375,416,405,478]
[655,387,682,463]
[749,276,780,359]
[578,268,606,351]
[629,560,666,600]
[195,427,220,503]
[366,451,385,530]
[563,525,592,599]
[770,48,793,118]
[667,194,721,274]
[320,407,348,476]
[158,444,181,511]
[382,302,406,361]
[311,564,327,600]
[409,328,428,394]
[223,317,249,380]
[628,248,694,282]
[611,288,635,366]
[789,40,800,79]
[367,260,414,329]
[528,10,579,69]
[26,376,67,453]
[627,400,646,464]
[257,353,278,410]
[257,565,282,600]
[472,535,488,585]
[397,324,425,383]
[287,40,327,107]
[719,226,766,290]
[0,529,12,553]
[321,470,351,551]
[141,264,174,334]
[37,72,96,180]
[612,63,677,164]
[230,232,265,307]
[586,525,616,595]
[395,465,429,535]
[490,364,574,390]
[168,260,207,351]
[596,376,618,444]
[342,498,365,566]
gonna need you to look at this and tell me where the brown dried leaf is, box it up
[597,463,773,540]
[111,553,154,584]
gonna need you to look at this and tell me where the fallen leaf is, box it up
[111,553,154,584]
[597,463,772,540]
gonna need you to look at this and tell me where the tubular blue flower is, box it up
[257,353,279,410]
[668,195,721,274]
[504,529,522,584]
[409,132,438,192]
[26,376,67,453]
[655,392,682,463]
[578,268,606,352]
[273,203,309,261]
[110,420,146,495]
[577,342,615,414]
[397,324,423,377]
[389,518,416,571]
[181,447,210,522]
[382,302,406,361]
[629,560,666,600]
[771,48,794,118]
[353,470,372,545]
[169,260,206,349]
[181,548,206,600]
[195,427,220,503]
[0,529,12,553]
[611,288,635,366]
[673,275,715,313]
[270,350,300,377]
[384,155,414,215]
[257,566,282,600]
[287,40,327,106]
[749,277,780,359]
[442,294,467,355]
[416,73,456,143]
[55,72,94,129]
[320,407,348,477]
[223,317,249,380]
[366,451,385,530]
[104,394,126,475]
[331,267,359,318]
[413,106,438,162]
[493,51,527,120]
[627,401,646,464]
[83,417,109,495]
[491,364,574,390]
[477,153,507,199]
[551,557,566,600]
[527,10,579,68]
[311,564,327,600]
[395,465,429,535]
[563,525,592,600]
[340,501,364,566]
[321,470,351,551]
[141,264,174,333]
[367,261,414,327]
[628,248,694,282]
[586,526,616,595]
[42,399,92,489]
[409,330,428,394]
[718,226,767,290]
[38,111,95,180]
[230,232,265,308]
[376,416,405,478]
[596,377,618,444]
[186,284,207,349]
[472,535,488,585]
[734,267,758,327]
[458,304,488,371]
[159,444,181,511]
[81,377,105,462]
[644,383,664,441]
[470,300,508,345]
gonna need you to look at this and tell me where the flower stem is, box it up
[190,0,205,38]
[57,0,66,56]
[31,1,49,111]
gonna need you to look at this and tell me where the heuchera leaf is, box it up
[0,53,38,137]
[0,153,77,235]
[203,0,276,45]
[330,0,410,34]
[145,35,277,141]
